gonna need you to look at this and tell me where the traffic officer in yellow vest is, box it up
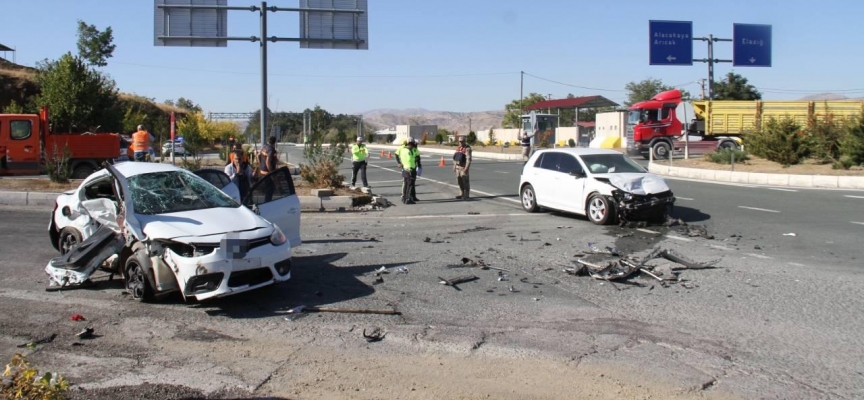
[396,137,422,204]
[350,136,369,189]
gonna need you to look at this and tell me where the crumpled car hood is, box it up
[136,207,270,240]
[593,173,671,195]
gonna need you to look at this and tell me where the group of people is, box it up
[224,136,280,203]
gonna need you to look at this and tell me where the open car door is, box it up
[192,169,241,204]
[245,166,301,248]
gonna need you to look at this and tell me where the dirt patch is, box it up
[0,178,80,192]
[655,156,864,176]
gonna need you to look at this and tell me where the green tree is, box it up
[624,78,691,107]
[502,93,547,128]
[712,72,762,100]
[2,101,26,114]
[76,20,116,67]
[175,97,202,112]
[31,53,121,133]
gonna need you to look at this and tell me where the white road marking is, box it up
[637,228,661,235]
[709,245,734,251]
[665,235,693,242]
[675,196,694,201]
[851,221,864,226]
[494,171,509,174]
[738,206,781,213]
[845,195,864,199]
[768,188,798,192]
[746,253,772,259]
[788,262,806,267]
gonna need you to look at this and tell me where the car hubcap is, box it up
[127,264,145,299]
[657,146,667,157]
[61,234,77,254]
[522,189,534,208]
[589,198,606,221]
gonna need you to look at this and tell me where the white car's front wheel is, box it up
[521,184,539,213]
[58,227,82,255]
[587,194,614,225]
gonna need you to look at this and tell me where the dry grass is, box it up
[0,67,34,80]
[654,156,864,176]
[0,178,80,192]
[118,93,188,114]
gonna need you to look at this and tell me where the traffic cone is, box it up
[387,152,392,159]
[438,156,446,167]
[381,149,385,157]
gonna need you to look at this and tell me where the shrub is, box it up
[300,137,346,189]
[488,128,496,146]
[743,117,808,166]
[44,143,72,183]
[434,133,444,144]
[840,114,864,167]
[537,130,553,148]
[705,148,750,164]
[805,114,843,164]
[2,353,69,400]
[366,133,374,143]
[466,131,477,145]
[568,138,576,148]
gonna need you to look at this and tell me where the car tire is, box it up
[719,140,738,150]
[71,164,96,180]
[125,247,155,303]
[587,194,614,225]
[652,142,671,160]
[58,227,82,255]
[521,184,539,213]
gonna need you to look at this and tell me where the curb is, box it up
[648,163,864,189]
[366,144,525,161]
[0,190,366,212]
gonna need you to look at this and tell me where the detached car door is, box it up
[245,167,302,248]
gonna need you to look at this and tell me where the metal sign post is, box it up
[154,0,368,147]
[170,111,176,165]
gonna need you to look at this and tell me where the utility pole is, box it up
[698,79,707,100]
[468,116,472,133]
[519,71,524,117]
[693,34,732,100]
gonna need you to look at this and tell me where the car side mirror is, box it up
[569,170,586,178]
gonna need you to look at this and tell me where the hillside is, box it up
[798,93,864,101]
[361,108,506,133]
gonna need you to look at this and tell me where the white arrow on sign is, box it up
[667,55,677,62]
[749,57,756,63]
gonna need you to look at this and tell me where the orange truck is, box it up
[0,107,120,179]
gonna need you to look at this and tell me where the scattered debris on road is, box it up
[76,328,95,340]
[362,328,386,343]
[17,334,57,349]
[448,226,496,234]
[69,314,86,322]
[565,245,720,289]
[783,233,797,237]
[439,275,479,290]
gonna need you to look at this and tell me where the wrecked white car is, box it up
[46,162,302,302]
[519,148,675,225]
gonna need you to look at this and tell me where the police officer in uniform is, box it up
[396,137,421,204]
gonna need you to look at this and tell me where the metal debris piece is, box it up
[509,285,518,293]
[77,328,95,340]
[373,276,384,285]
[281,305,401,316]
[17,334,57,348]
[587,242,619,256]
[449,226,496,234]
[374,266,390,275]
[783,233,797,237]
[439,275,478,289]
[363,328,386,343]
[69,314,86,322]
[658,249,720,270]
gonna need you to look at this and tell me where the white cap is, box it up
[357,136,364,141]
[407,137,417,143]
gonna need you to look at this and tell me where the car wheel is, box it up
[58,227,82,255]
[71,164,96,180]
[125,248,155,302]
[719,140,738,150]
[587,194,614,225]
[521,184,539,213]
[652,142,671,160]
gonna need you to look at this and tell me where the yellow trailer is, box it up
[689,99,864,136]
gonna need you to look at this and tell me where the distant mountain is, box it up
[799,93,851,101]
[361,108,506,134]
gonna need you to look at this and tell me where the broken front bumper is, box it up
[163,239,293,301]
[612,190,676,220]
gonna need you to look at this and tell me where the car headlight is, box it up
[623,193,633,201]
[270,225,287,246]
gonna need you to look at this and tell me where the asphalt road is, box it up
[1,147,863,399]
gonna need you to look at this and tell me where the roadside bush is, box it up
[2,353,69,400]
[487,128,496,146]
[743,117,808,166]
[301,137,345,189]
[705,148,750,164]
[568,138,576,148]
[44,143,72,183]
[805,114,844,165]
[537,130,553,148]
[466,131,477,145]
[840,114,864,168]
[434,133,444,144]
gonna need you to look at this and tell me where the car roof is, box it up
[113,161,188,177]
[533,148,625,157]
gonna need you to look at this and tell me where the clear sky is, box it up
[2,0,863,114]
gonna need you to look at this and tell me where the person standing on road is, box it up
[225,143,253,204]
[520,131,533,162]
[259,136,278,177]
[453,135,473,200]
[132,124,154,162]
[396,137,421,204]
[350,136,369,189]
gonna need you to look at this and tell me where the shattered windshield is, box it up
[128,170,239,215]
[580,154,646,174]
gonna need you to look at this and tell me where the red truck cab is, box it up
[625,89,683,159]
[0,107,120,178]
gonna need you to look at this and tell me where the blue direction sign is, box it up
[733,24,772,67]
[649,20,693,66]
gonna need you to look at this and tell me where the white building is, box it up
[374,125,438,144]
[592,111,628,148]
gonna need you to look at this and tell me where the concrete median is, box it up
[648,163,864,189]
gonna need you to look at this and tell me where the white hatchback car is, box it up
[519,148,675,225]
[46,162,302,302]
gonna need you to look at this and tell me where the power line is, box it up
[111,61,518,79]
[522,72,625,92]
